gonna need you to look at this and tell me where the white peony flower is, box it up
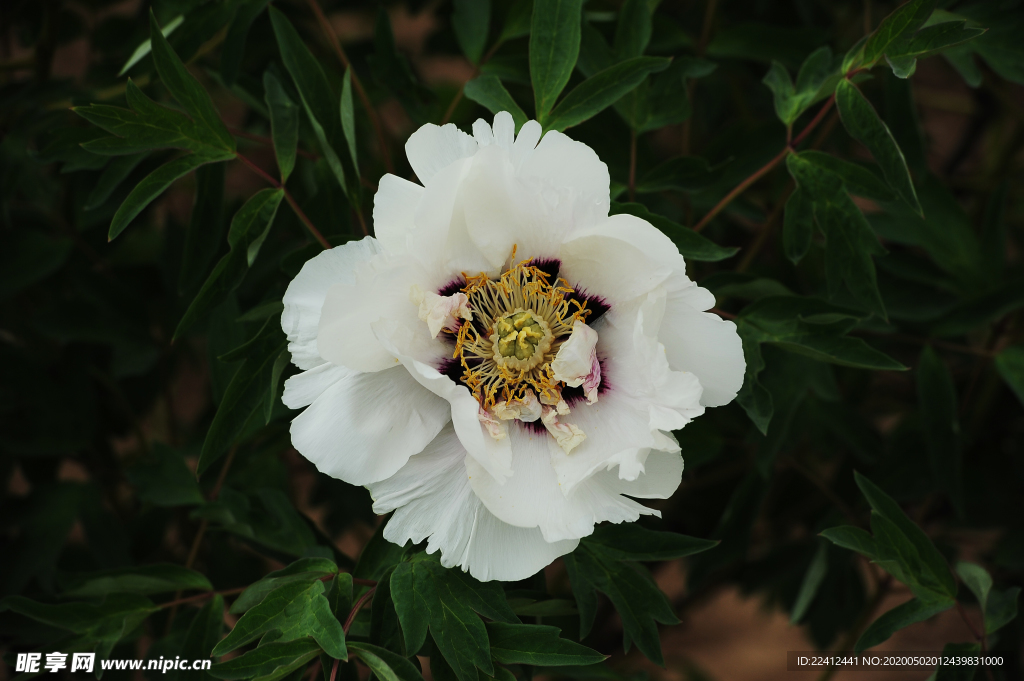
[280,112,745,582]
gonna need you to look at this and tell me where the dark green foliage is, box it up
[3,0,1022,679]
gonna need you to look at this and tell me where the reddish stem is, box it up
[158,586,246,610]
[304,0,393,173]
[343,586,377,634]
[691,92,836,233]
[236,153,332,250]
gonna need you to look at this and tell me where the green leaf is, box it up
[119,14,183,76]
[0,593,157,656]
[564,544,679,665]
[264,71,299,184]
[222,0,271,87]
[861,0,937,67]
[762,61,798,125]
[984,586,1019,635]
[835,79,920,215]
[797,150,896,202]
[84,153,147,210]
[176,188,285,339]
[127,441,205,507]
[500,0,533,42]
[170,594,223,681]
[179,163,226,294]
[60,564,210,598]
[955,561,992,612]
[785,152,888,318]
[820,526,879,559]
[735,324,772,434]
[583,523,718,561]
[76,81,233,157]
[885,21,985,79]
[198,319,288,474]
[149,11,235,152]
[613,0,651,60]
[212,580,345,659]
[463,75,529,131]
[109,152,228,241]
[191,488,323,559]
[783,188,814,264]
[486,623,605,666]
[341,68,358,173]
[854,472,957,599]
[917,347,963,515]
[530,0,584,118]
[935,642,980,681]
[855,597,951,652]
[994,344,1024,407]
[269,6,348,194]
[348,642,424,681]
[232,558,339,614]
[210,639,322,680]
[790,542,829,624]
[391,556,517,681]
[634,156,719,194]
[543,56,670,132]
[737,297,905,370]
[609,202,737,262]
[453,0,490,65]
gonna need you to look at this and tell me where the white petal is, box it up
[472,118,494,146]
[510,121,542,172]
[289,365,450,485]
[372,317,514,483]
[549,390,677,494]
[282,363,352,409]
[551,320,598,387]
[281,237,382,370]
[466,427,659,543]
[600,290,705,432]
[370,425,577,582]
[491,111,515,150]
[373,175,424,255]
[661,279,745,407]
[519,129,610,226]
[559,214,681,305]
[593,448,684,499]
[405,122,479,186]
[317,253,444,373]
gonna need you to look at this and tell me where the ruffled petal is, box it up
[466,426,660,543]
[549,390,679,495]
[405,122,479,185]
[372,317,514,483]
[559,214,681,305]
[281,237,382,370]
[369,425,577,582]
[661,278,745,407]
[289,365,450,485]
[519,129,610,226]
[281,363,352,409]
[317,253,445,373]
[589,448,684,499]
[373,174,424,255]
[600,290,705,432]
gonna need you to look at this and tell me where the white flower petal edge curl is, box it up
[281,111,746,582]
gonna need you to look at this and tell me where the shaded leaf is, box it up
[232,557,339,614]
[127,442,204,507]
[583,523,718,561]
[264,70,299,184]
[179,162,225,294]
[916,347,962,515]
[348,642,424,681]
[222,0,271,87]
[210,639,321,680]
[463,75,529,131]
[486,623,605,666]
[544,57,670,132]
[453,0,491,65]
[861,0,937,67]
[530,0,584,118]
[59,564,211,597]
[790,542,829,624]
[835,79,920,215]
[855,597,951,652]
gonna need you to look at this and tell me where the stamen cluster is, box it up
[452,258,591,410]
